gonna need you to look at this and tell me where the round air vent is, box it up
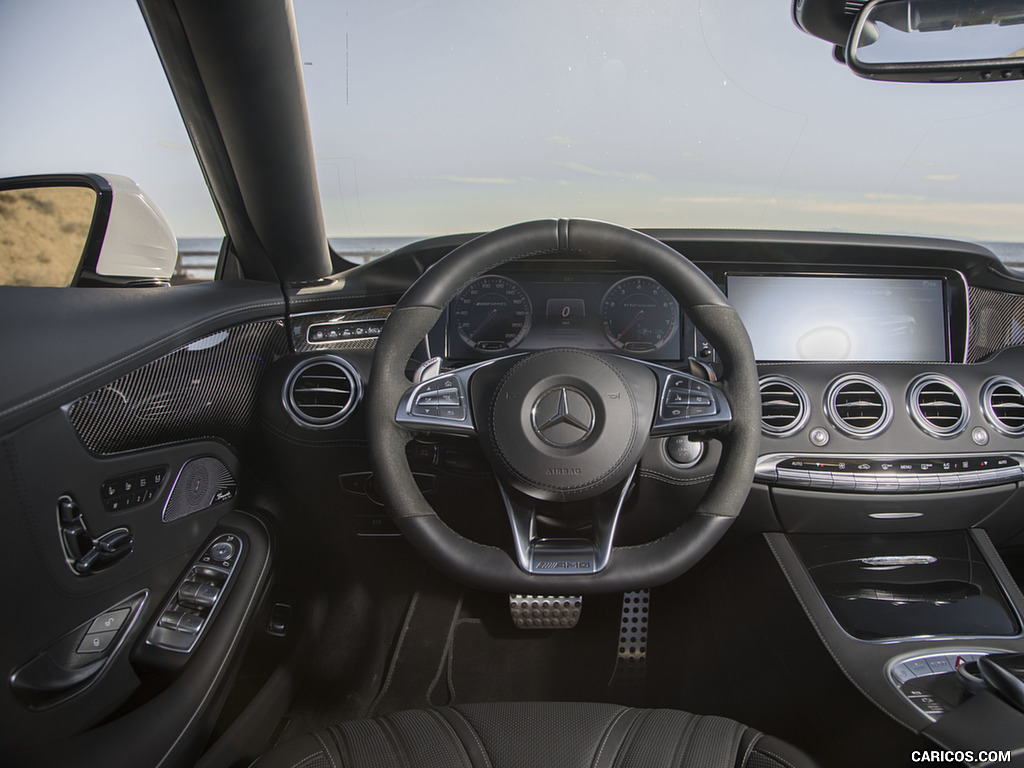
[759,375,809,437]
[981,376,1024,436]
[824,374,892,438]
[907,374,969,438]
[283,356,361,429]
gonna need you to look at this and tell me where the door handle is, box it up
[58,495,133,575]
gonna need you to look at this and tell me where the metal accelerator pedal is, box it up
[509,595,583,629]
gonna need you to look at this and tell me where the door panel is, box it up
[0,281,285,767]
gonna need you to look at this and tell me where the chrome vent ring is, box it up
[759,375,809,437]
[907,374,969,438]
[824,374,892,439]
[982,376,1024,436]
[283,355,362,429]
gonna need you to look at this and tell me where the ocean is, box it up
[174,236,419,283]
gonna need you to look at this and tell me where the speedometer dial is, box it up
[454,275,532,352]
[601,276,677,352]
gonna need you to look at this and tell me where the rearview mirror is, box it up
[848,0,1024,82]
[0,173,178,287]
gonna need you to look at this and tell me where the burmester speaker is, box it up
[162,457,236,522]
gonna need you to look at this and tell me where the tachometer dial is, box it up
[454,275,532,352]
[601,276,677,352]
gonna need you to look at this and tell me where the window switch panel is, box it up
[145,533,242,655]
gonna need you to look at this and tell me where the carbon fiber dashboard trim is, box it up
[66,320,288,454]
[968,287,1024,362]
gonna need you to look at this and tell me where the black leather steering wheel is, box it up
[368,219,760,593]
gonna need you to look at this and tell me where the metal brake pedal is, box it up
[609,589,650,692]
[509,594,582,629]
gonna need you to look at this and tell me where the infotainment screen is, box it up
[726,275,948,362]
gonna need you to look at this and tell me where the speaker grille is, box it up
[982,376,1024,436]
[283,356,361,429]
[162,457,236,522]
[907,374,968,438]
[825,374,892,438]
[759,376,809,437]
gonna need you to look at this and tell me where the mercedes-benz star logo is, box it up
[530,387,595,447]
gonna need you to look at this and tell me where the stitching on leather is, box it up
[326,725,349,767]
[0,308,283,423]
[637,469,714,486]
[313,732,339,768]
[448,709,493,768]
[378,716,412,768]
[755,746,798,768]
[288,752,327,768]
[590,706,631,768]
[426,710,474,768]
[740,731,763,767]
[763,534,908,728]
[667,712,699,768]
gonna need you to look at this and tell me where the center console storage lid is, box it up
[765,529,1024,732]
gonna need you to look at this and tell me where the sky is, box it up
[2,0,1024,241]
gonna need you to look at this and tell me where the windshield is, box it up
[293,0,1024,260]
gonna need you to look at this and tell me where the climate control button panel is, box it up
[755,454,1022,493]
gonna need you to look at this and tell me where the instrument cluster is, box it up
[446,272,683,361]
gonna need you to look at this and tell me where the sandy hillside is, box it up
[0,186,96,286]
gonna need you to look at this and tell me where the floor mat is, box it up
[448,590,626,705]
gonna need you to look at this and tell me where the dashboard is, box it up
[281,229,1024,538]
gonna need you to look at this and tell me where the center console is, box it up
[768,530,1024,756]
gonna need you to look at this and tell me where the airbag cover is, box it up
[478,349,656,501]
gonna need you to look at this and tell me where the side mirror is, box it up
[0,173,177,287]
[847,0,1024,82]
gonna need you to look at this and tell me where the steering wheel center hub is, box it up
[476,348,656,502]
[530,386,595,447]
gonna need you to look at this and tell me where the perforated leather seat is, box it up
[252,702,819,768]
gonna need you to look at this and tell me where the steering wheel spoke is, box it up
[498,466,636,575]
[643,363,733,436]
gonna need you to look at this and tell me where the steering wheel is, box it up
[368,219,759,593]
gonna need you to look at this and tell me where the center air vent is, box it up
[284,356,361,429]
[982,376,1024,436]
[907,374,968,438]
[759,376,809,437]
[825,374,892,438]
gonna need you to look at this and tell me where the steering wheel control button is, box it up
[809,427,830,446]
[531,387,595,448]
[77,631,117,655]
[406,375,471,427]
[658,374,718,421]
